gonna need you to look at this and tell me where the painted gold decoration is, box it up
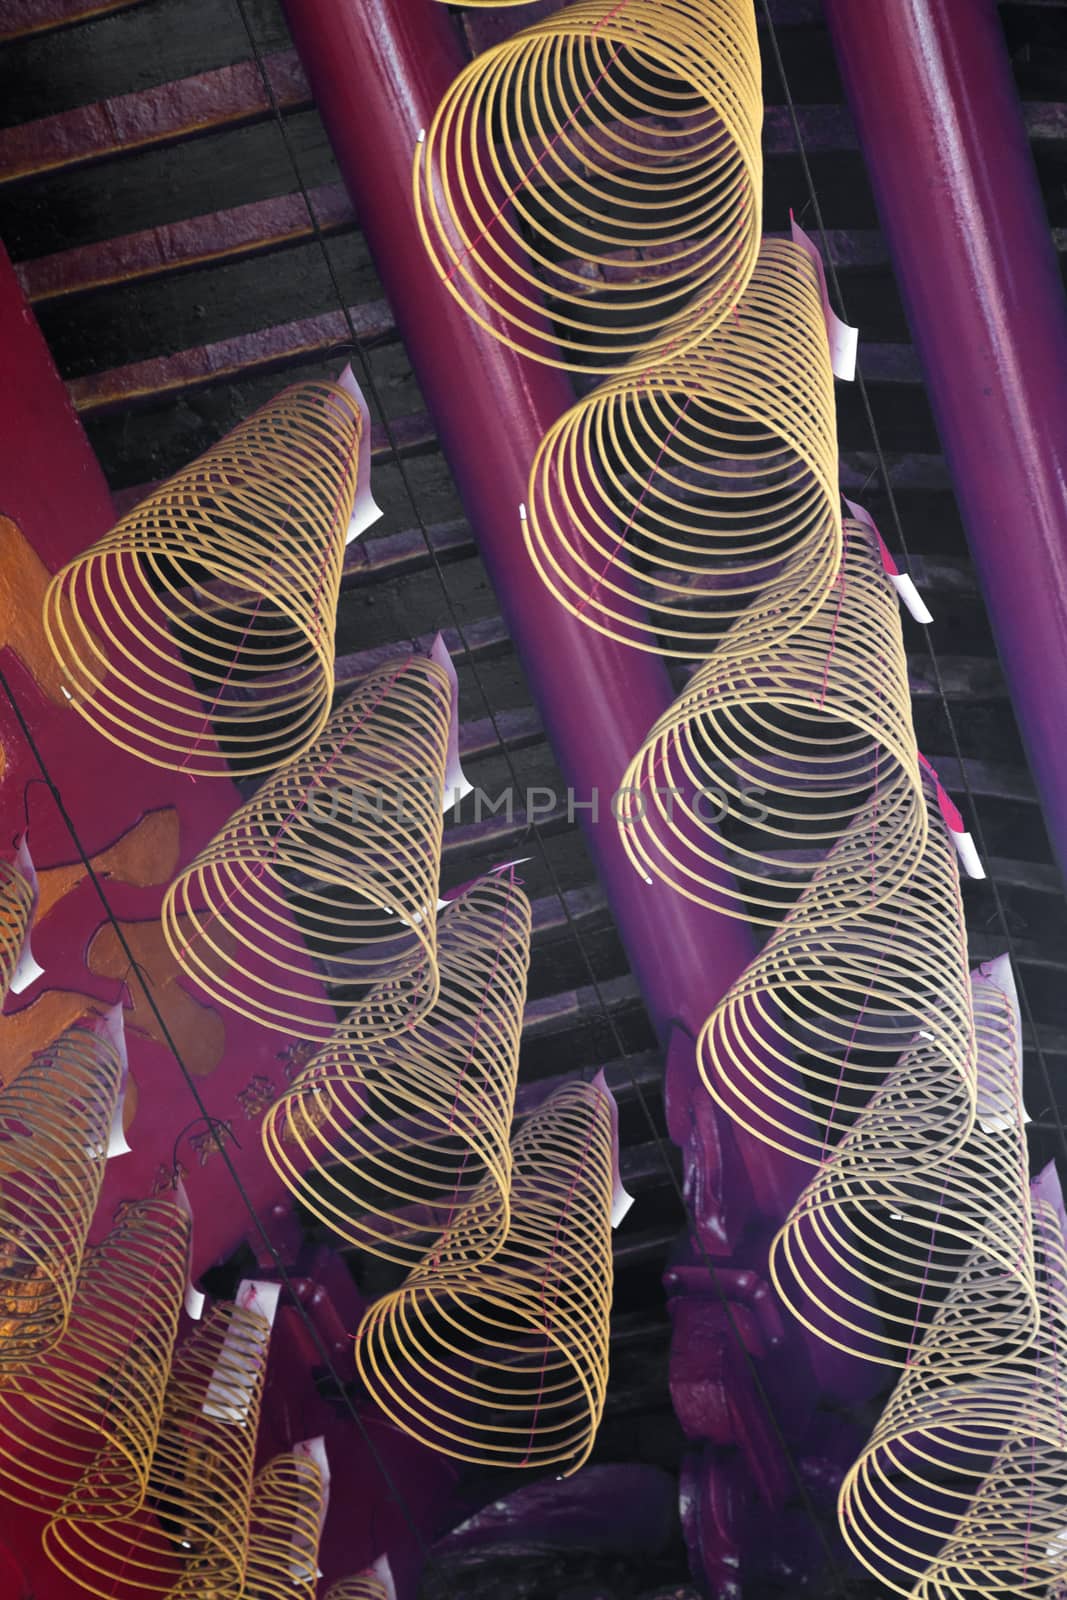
[838,1181,1067,1597]
[617,518,923,921]
[0,1196,190,1516]
[42,381,362,778]
[242,1449,327,1600]
[162,653,452,1042]
[355,1082,615,1474]
[0,1016,123,1366]
[44,1291,275,1598]
[697,779,974,1164]
[0,850,35,1006]
[524,240,840,656]
[262,871,531,1269]
[414,0,763,373]
[767,969,1034,1367]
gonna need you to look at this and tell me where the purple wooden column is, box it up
[824,0,1067,885]
[281,0,745,1032]
[280,0,813,1214]
[281,9,874,1587]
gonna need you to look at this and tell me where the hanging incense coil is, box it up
[768,968,1034,1368]
[262,872,531,1269]
[162,653,452,1042]
[617,518,923,922]
[524,239,841,656]
[323,1575,389,1600]
[0,1016,123,1368]
[0,1196,190,1516]
[838,1186,1067,1597]
[42,381,362,778]
[697,778,974,1164]
[242,1450,327,1600]
[415,0,763,374]
[0,852,34,1007]
[44,1293,274,1599]
[355,1081,615,1474]
[909,1432,1067,1599]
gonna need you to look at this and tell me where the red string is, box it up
[174,657,413,967]
[816,527,849,710]
[427,869,520,1269]
[517,1085,605,1467]
[442,1,633,283]
[574,393,694,620]
[178,395,361,772]
[903,1178,949,1366]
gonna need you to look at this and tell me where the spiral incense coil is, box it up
[0,1017,123,1368]
[415,0,762,374]
[838,1193,1067,1597]
[0,853,34,1006]
[42,381,362,778]
[323,1576,389,1600]
[262,872,531,1270]
[355,1081,615,1474]
[44,1295,274,1599]
[162,653,452,1042]
[697,778,974,1165]
[525,239,840,657]
[617,518,923,922]
[0,1197,190,1518]
[768,971,1034,1368]
[242,1451,326,1600]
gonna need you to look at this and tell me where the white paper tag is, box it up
[1031,1160,1067,1243]
[202,1279,279,1425]
[790,213,858,380]
[8,835,43,996]
[174,1179,205,1320]
[337,364,384,544]
[917,754,985,879]
[971,957,1028,1133]
[1046,1528,1067,1562]
[592,1069,634,1228]
[843,498,933,623]
[291,1436,330,1579]
[435,857,532,912]
[99,1003,132,1158]
[430,632,473,814]
[372,1554,398,1600]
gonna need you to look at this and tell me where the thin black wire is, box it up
[757,0,1067,1170]
[225,0,853,1583]
[0,667,432,1559]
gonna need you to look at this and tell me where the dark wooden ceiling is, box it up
[1,1,1066,1595]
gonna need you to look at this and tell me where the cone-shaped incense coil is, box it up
[241,1451,326,1600]
[0,854,34,1006]
[323,1576,389,1600]
[162,653,452,1041]
[768,968,1034,1368]
[355,1081,615,1474]
[42,381,362,778]
[617,518,923,921]
[262,872,531,1270]
[415,0,762,374]
[44,1293,274,1598]
[909,1432,1067,1598]
[0,1017,123,1367]
[697,779,974,1164]
[838,1188,1067,1596]
[525,239,840,656]
[0,1197,190,1518]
